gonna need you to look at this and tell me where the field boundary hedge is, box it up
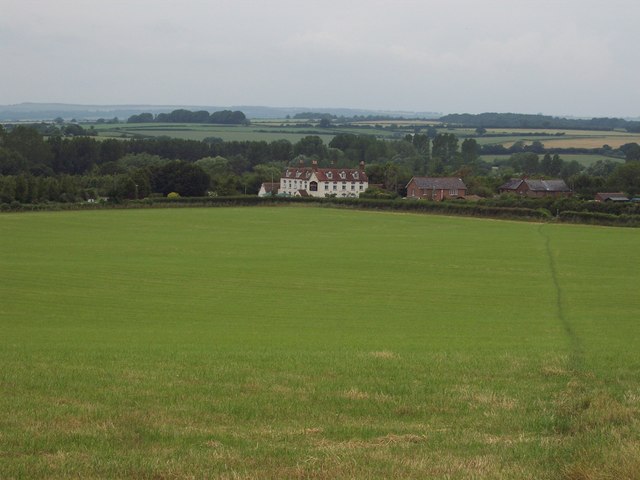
[558,210,640,227]
[2,196,639,227]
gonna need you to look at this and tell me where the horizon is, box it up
[2,102,639,122]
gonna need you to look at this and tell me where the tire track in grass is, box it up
[539,224,592,477]
[538,225,637,478]
[538,224,583,371]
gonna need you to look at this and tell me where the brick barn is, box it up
[405,177,467,201]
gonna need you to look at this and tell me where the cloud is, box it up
[0,0,638,116]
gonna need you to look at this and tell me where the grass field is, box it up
[90,122,400,143]
[473,129,640,150]
[1,207,639,478]
[89,122,640,153]
[479,153,624,167]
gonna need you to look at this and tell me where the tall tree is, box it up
[431,133,458,167]
[460,138,479,166]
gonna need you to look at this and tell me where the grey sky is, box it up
[1,0,638,117]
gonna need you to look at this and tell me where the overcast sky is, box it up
[1,0,639,117]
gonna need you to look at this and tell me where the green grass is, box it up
[90,122,399,143]
[89,122,640,152]
[1,207,639,478]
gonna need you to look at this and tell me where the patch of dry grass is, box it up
[316,433,428,451]
[342,388,393,403]
[368,350,399,360]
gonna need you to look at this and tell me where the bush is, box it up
[167,192,181,200]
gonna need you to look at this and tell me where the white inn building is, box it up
[279,161,369,198]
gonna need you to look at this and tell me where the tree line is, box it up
[440,112,640,133]
[127,109,248,124]
[1,123,640,205]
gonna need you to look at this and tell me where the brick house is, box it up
[279,161,368,198]
[498,178,572,198]
[405,177,467,201]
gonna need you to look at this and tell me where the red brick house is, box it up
[498,178,572,198]
[406,177,467,201]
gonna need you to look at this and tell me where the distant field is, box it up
[537,134,640,149]
[1,207,639,479]
[471,129,640,150]
[88,122,640,151]
[480,153,623,167]
[90,122,400,143]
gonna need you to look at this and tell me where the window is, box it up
[353,172,359,180]
[449,189,458,196]
[296,171,302,178]
[351,184,355,190]
[333,184,337,190]
[342,183,346,190]
[359,184,363,190]
[326,172,333,180]
[324,184,329,190]
[339,171,346,179]
[310,181,318,192]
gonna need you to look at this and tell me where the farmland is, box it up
[84,120,640,171]
[90,121,402,143]
[86,119,640,151]
[480,153,624,167]
[1,207,639,478]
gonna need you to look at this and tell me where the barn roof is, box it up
[260,182,279,193]
[500,178,571,192]
[408,177,467,190]
[595,192,629,202]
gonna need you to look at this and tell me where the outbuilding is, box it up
[405,177,467,201]
[498,178,572,198]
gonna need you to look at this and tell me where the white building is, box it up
[279,161,369,198]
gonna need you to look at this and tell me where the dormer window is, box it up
[353,172,359,180]
[326,172,333,180]
[296,171,302,178]
[286,170,291,177]
[339,171,346,179]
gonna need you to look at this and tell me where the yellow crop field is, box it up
[532,134,640,149]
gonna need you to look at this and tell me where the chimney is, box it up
[312,160,318,171]
[359,161,365,171]
[299,159,304,166]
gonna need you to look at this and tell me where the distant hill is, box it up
[0,103,441,121]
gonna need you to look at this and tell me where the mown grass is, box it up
[1,207,639,478]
